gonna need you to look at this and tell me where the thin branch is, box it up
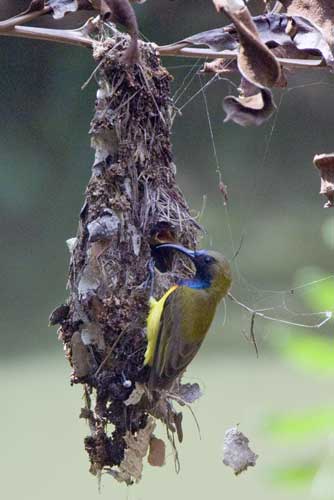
[95,328,128,377]
[250,312,259,358]
[158,45,325,69]
[0,25,93,49]
[228,293,332,330]
[0,7,51,30]
[0,14,326,67]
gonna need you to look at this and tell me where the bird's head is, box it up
[155,244,232,295]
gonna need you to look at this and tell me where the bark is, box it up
[51,35,201,483]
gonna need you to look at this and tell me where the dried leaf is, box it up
[281,0,334,47]
[223,86,276,126]
[124,383,146,406]
[170,13,334,69]
[287,16,334,68]
[71,331,96,378]
[177,382,203,404]
[99,0,140,64]
[174,411,183,443]
[48,0,80,19]
[181,28,238,52]
[203,58,238,74]
[222,426,258,475]
[148,397,184,439]
[148,436,166,467]
[49,303,70,325]
[78,260,101,298]
[87,211,120,242]
[111,417,156,483]
[222,5,281,88]
[313,153,334,208]
[66,237,77,254]
[213,0,249,13]
[81,323,105,350]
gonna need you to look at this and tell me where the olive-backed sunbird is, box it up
[145,244,232,390]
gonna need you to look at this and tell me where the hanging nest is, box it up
[50,33,203,483]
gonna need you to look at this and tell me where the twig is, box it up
[169,394,202,440]
[230,291,332,357]
[250,312,259,358]
[0,7,51,30]
[232,232,245,261]
[228,293,332,329]
[158,45,325,69]
[0,4,93,49]
[95,328,128,377]
[0,25,93,48]
[81,58,105,90]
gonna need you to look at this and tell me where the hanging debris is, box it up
[313,153,334,208]
[222,426,258,475]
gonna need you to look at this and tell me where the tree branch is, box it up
[0,6,51,30]
[0,24,93,48]
[158,45,325,69]
[0,21,324,70]
[0,4,326,70]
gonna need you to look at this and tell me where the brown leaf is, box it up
[211,2,281,87]
[110,417,156,483]
[222,426,258,475]
[223,82,276,126]
[281,0,334,47]
[49,303,70,325]
[99,0,140,64]
[124,383,146,406]
[148,436,166,467]
[170,12,334,69]
[70,331,96,378]
[203,58,238,74]
[313,153,334,208]
[225,6,282,88]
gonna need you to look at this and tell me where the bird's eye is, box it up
[204,255,212,264]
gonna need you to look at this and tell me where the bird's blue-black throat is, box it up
[154,244,215,290]
[178,264,212,289]
[178,277,211,289]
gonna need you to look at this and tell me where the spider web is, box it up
[167,64,333,346]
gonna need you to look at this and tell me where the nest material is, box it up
[52,36,201,482]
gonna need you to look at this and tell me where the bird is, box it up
[144,243,232,391]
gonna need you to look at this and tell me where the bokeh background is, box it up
[1,1,334,499]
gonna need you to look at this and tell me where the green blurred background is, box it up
[1,1,334,499]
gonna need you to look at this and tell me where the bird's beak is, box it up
[155,243,196,261]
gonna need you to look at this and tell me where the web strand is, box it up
[192,72,334,337]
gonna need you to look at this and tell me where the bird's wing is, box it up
[149,286,208,389]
